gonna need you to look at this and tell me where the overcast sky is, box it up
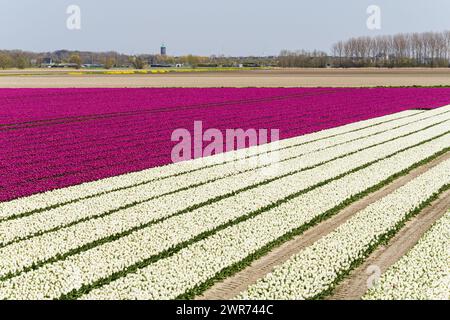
[1,0,449,56]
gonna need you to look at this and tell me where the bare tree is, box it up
[69,54,82,69]
[329,30,450,68]
[0,53,13,69]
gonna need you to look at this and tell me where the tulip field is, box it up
[0,88,449,300]
[363,211,450,300]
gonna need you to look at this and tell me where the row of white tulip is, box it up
[2,109,434,226]
[2,111,449,249]
[79,141,450,300]
[0,108,428,221]
[363,211,449,300]
[237,160,450,300]
[1,127,445,300]
[1,119,449,283]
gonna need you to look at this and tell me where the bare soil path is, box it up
[328,188,450,300]
[0,68,449,87]
[196,151,450,300]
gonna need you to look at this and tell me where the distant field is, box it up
[0,68,449,87]
[0,67,261,76]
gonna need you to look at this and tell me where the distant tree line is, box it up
[1,30,449,70]
[332,31,450,67]
[280,30,450,68]
[0,49,132,69]
[279,50,329,68]
[0,50,31,69]
[0,49,278,70]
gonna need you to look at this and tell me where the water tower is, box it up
[160,44,167,56]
